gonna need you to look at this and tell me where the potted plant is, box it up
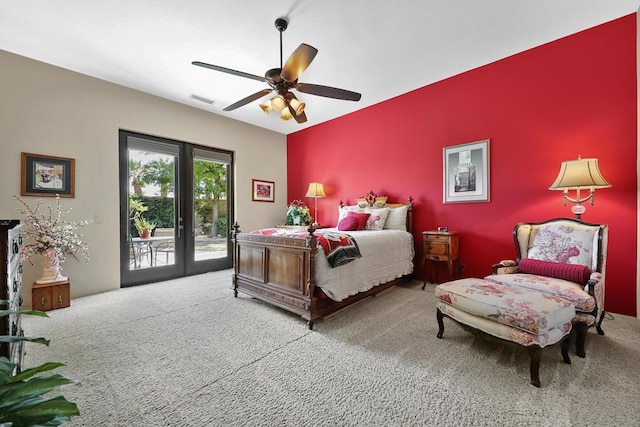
[129,198,156,238]
[133,216,156,239]
[0,300,79,425]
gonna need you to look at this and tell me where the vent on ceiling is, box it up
[189,94,214,104]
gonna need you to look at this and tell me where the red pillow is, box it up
[347,211,370,230]
[518,258,591,285]
[337,216,359,231]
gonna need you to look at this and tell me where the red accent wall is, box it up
[288,15,637,316]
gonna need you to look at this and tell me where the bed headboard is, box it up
[339,191,413,232]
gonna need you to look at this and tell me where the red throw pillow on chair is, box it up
[518,258,591,285]
[347,212,370,230]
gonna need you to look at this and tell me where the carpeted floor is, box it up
[22,270,640,426]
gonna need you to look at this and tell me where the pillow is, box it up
[527,223,597,268]
[347,211,370,230]
[384,205,409,230]
[337,216,359,231]
[364,207,390,231]
[337,205,362,223]
[518,258,591,285]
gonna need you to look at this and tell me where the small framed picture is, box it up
[21,152,75,198]
[252,179,275,202]
[443,140,490,204]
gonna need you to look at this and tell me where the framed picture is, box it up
[21,152,75,198]
[443,140,490,203]
[252,179,275,202]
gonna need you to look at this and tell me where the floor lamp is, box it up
[305,182,326,226]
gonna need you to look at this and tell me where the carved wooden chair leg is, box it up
[527,345,542,388]
[561,336,571,365]
[574,323,588,358]
[436,308,445,339]
[596,311,606,335]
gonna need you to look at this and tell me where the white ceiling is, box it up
[1,1,638,135]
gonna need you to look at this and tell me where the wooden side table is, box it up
[421,231,459,289]
[32,281,70,311]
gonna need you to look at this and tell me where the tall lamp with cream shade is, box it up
[305,182,326,225]
[549,156,611,219]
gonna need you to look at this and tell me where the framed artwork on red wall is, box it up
[443,140,490,203]
[252,179,275,202]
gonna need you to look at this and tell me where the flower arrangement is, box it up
[15,195,90,265]
[285,200,312,225]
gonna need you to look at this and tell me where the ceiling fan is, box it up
[192,18,361,124]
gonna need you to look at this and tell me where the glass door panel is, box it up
[128,147,177,270]
[186,148,232,275]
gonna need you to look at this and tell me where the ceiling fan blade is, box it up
[281,44,318,82]
[293,110,308,124]
[296,83,361,101]
[192,61,267,83]
[223,89,272,112]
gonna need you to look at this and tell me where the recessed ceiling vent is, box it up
[189,94,214,104]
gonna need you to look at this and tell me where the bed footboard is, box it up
[232,223,320,327]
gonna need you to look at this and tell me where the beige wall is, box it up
[0,50,287,307]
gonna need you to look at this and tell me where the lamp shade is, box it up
[280,106,293,121]
[305,182,326,198]
[549,158,611,190]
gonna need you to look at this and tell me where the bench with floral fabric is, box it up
[435,278,574,387]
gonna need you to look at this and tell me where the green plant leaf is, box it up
[0,309,49,318]
[0,374,76,404]
[0,395,79,426]
[7,362,66,384]
[0,335,50,346]
[0,357,15,387]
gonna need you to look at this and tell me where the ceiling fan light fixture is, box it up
[271,94,286,112]
[289,98,306,115]
[259,101,272,114]
[280,106,293,121]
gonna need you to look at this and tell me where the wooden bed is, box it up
[232,195,414,329]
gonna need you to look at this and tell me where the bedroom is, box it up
[1,2,639,424]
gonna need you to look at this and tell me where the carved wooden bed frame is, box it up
[232,197,413,329]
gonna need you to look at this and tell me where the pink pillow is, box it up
[337,216,359,231]
[518,258,591,285]
[347,211,370,230]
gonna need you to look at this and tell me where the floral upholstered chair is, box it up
[485,218,607,358]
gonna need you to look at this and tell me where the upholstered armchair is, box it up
[485,218,607,358]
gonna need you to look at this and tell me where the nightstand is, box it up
[421,231,459,289]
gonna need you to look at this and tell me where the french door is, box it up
[119,130,234,287]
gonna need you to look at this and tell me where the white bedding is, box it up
[313,228,415,301]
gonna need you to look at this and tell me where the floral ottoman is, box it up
[434,278,575,387]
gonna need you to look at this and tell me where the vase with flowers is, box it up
[285,200,312,226]
[15,195,90,284]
